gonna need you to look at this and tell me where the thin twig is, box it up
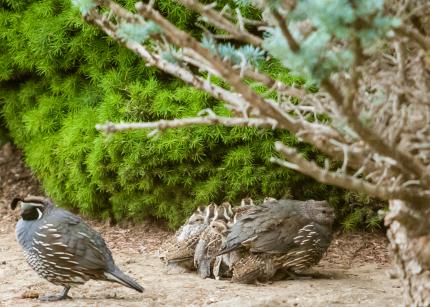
[96,116,279,132]
[271,9,300,52]
[177,0,263,46]
[273,142,430,205]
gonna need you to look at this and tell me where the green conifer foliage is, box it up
[0,0,382,228]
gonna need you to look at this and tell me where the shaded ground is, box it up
[0,145,401,306]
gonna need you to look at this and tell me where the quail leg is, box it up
[213,256,222,280]
[39,286,71,301]
[197,258,211,279]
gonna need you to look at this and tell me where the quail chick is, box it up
[159,203,216,270]
[176,205,207,242]
[233,197,255,219]
[212,214,240,280]
[11,196,143,301]
[231,254,276,284]
[194,204,234,278]
[219,199,334,283]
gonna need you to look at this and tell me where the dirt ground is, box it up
[0,144,402,306]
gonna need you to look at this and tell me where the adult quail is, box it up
[158,203,216,270]
[11,196,144,301]
[193,204,234,278]
[219,199,334,283]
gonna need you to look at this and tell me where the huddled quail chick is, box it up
[11,196,143,301]
[218,199,334,284]
[158,203,216,270]
[193,203,234,278]
[230,254,276,283]
[232,197,255,219]
[176,205,207,242]
[212,215,241,280]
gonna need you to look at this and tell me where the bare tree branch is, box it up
[321,37,430,187]
[395,25,430,51]
[271,9,300,53]
[177,0,263,46]
[96,115,279,132]
[272,142,430,206]
[84,7,250,113]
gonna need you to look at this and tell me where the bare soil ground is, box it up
[0,144,402,306]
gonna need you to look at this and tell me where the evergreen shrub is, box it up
[0,0,384,229]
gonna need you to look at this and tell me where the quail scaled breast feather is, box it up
[11,196,144,301]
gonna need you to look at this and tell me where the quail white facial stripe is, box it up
[36,208,43,219]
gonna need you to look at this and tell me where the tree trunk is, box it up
[385,200,430,306]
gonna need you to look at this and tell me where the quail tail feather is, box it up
[105,267,144,293]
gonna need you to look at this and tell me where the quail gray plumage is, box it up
[11,196,143,301]
[218,199,334,283]
[193,204,234,278]
[158,203,216,270]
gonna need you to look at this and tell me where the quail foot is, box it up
[11,196,143,301]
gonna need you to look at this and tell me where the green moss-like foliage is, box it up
[0,0,383,229]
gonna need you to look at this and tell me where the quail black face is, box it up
[11,196,143,301]
[20,203,46,221]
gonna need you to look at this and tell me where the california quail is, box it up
[193,204,233,278]
[175,205,207,242]
[212,215,240,280]
[11,196,143,301]
[231,254,276,283]
[158,203,216,270]
[263,197,277,203]
[219,199,334,283]
[232,197,255,219]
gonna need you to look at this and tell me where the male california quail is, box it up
[219,199,334,283]
[158,203,216,270]
[193,204,234,278]
[11,196,143,301]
